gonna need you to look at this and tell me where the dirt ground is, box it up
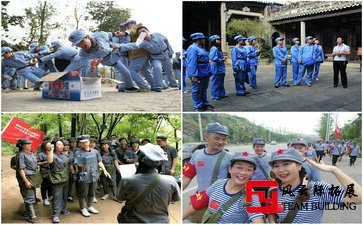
[1,155,181,223]
[1,83,181,112]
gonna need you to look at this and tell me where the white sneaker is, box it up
[93,196,97,203]
[81,208,90,217]
[101,194,109,200]
[43,199,50,206]
[87,206,99,214]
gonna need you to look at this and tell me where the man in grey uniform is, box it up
[117,143,180,223]
[156,134,178,175]
[74,135,111,217]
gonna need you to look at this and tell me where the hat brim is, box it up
[79,139,89,143]
[269,157,302,166]
[208,131,230,136]
[230,158,256,168]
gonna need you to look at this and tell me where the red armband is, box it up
[190,190,209,210]
[183,162,196,179]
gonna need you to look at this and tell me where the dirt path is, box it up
[1,155,181,223]
[2,84,181,112]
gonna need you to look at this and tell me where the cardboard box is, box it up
[39,72,102,101]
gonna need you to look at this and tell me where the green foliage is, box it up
[260,44,273,59]
[24,1,60,44]
[315,113,334,140]
[341,114,362,145]
[226,18,275,41]
[183,113,309,144]
[85,1,131,32]
[1,1,24,35]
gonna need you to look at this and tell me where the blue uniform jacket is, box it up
[112,35,131,56]
[290,45,300,63]
[1,51,34,73]
[231,45,247,71]
[79,31,138,76]
[209,46,225,74]
[40,45,79,62]
[139,33,173,60]
[246,45,260,66]
[186,43,211,78]
[182,48,187,68]
[315,45,324,62]
[273,45,288,67]
[298,44,315,63]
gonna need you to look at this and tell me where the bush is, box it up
[260,44,273,59]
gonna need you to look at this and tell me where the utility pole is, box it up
[198,113,203,142]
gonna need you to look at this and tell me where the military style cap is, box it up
[291,138,308,147]
[68,137,76,142]
[136,25,149,35]
[78,134,90,143]
[124,19,136,26]
[313,38,319,41]
[1,47,12,56]
[139,143,168,167]
[100,139,110,145]
[68,29,87,47]
[130,138,140,145]
[292,38,299,43]
[247,36,256,43]
[18,138,32,145]
[156,134,167,141]
[29,42,38,49]
[89,137,97,142]
[209,35,221,42]
[305,36,313,41]
[230,151,257,168]
[190,32,207,40]
[275,37,284,43]
[63,140,69,145]
[269,148,304,166]
[234,35,247,41]
[253,138,266,146]
[119,22,126,27]
[42,136,50,141]
[51,40,61,47]
[206,122,230,136]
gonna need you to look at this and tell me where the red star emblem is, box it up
[69,36,75,41]
[296,138,302,141]
[277,149,284,155]
[242,152,249,157]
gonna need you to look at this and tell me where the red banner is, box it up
[2,117,44,152]
[334,125,341,139]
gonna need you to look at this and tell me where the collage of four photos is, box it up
[1,0,362,224]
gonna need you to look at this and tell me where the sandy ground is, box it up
[1,83,181,112]
[1,155,181,224]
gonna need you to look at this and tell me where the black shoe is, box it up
[23,87,29,90]
[204,105,214,111]
[292,83,301,86]
[33,88,41,91]
[282,84,291,87]
[193,108,204,112]
[154,88,162,92]
[274,86,280,88]
[333,85,338,88]
[343,86,347,88]
[237,93,247,96]
[125,87,140,93]
[244,91,250,95]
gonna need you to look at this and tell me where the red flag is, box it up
[2,117,44,152]
[334,125,341,139]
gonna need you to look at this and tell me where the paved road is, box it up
[182,143,362,223]
[183,62,361,112]
[1,83,181,112]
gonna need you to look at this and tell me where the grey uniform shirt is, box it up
[161,145,177,174]
[117,172,181,223]
[16,151,38,182]
[51,152,71,171]
[37,151,50,176]
[74,148,102,183]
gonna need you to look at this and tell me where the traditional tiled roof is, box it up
[266,1,362,21]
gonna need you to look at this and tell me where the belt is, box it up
[236,58,246,60]
[16,65,32,71]
[197,61,208,64]
[69,53,78,61]
[152,48,168,56]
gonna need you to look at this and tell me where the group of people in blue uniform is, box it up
[12,133,180,223]
[182,32,327,111]
[2,19,181,93]
[182,122,362,223]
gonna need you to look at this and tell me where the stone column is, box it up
[300,21,306,43]
[221,2,227,53]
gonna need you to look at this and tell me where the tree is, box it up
[316,113,335,140]
[226,18,275,41]
[73,1,87,30]
[341,114,361,144]
[1,1,24,42]
[85,1,131,32]
[24,1,60,44]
